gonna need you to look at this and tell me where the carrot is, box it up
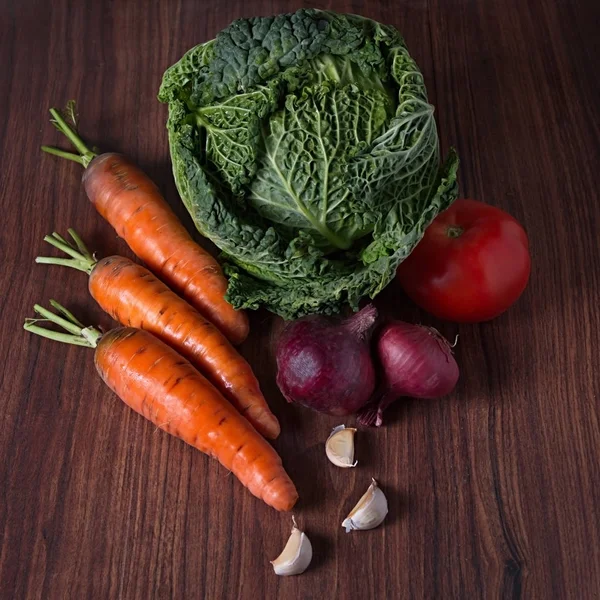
[23,301,298,511]
[41,104,249,345]
[36,230,280,439]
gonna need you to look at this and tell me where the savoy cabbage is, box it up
[159,9,459,319]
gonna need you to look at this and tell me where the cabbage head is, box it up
[159,9,459,319]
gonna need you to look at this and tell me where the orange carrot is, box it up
[23,302,298,512]
[41,106,248,345]
[36,230,280,439]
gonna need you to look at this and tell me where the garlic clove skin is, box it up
[271,517,313,576]
[342,478,388,533]
[325,425,358,468]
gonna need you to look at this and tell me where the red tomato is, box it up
[397,199,531,322]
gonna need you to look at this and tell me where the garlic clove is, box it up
[271,517,313,576]
[325,425,358,468]
[342,478,388,533]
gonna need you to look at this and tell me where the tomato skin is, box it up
[397,199,531,322]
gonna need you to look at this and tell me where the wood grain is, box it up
[1,0,599,598]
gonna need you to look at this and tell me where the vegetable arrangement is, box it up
[159,9,459,319]
[26,7,532,577]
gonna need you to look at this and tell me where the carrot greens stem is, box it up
[23,323,96,347]
[51,232,70,246]
[33,304,84,335]
[44,234,84,260]
[41,105,98,168]
[35,256,90,272]
[36,230,97,274]
[49,300,86,328]
[39,146,86,166]
[68,228,92,258]
[24,301,102,348]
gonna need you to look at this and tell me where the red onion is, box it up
[276,305,378,416]
[358,321,459,427]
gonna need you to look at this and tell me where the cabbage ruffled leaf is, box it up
[159,9,458,318]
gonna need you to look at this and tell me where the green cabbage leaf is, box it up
[159,9,458,319]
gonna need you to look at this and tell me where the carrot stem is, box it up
[36,230,97,274]
[23,323,96,347]
[40,146,86,166]
[44,234,84,260]
[49,108,90,156]
[24,301,102,348]
[68,228,93,258]
[42,106,98,168]
[36,257,91,273]
[33,304,84,335]
[49,300,86,328]
[52,232,70,245]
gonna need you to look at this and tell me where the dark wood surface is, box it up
[1,1,599,598]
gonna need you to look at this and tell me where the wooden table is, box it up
[1,1,599,598]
